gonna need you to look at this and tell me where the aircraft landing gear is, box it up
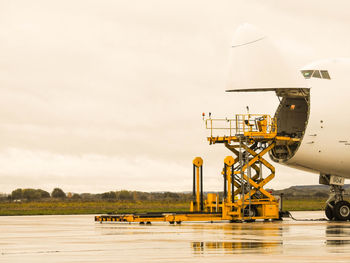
[333,201,350,221]
[325,201,335,220]
[325,185,350,221]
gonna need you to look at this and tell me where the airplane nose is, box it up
[231,23,266,47]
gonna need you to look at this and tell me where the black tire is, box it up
[334,201,350,221]
[243,206,258,221]
[325,201,335,220]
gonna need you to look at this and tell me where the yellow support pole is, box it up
[193,157,203,212]
[196,166,200,211]
[224,156,234,204]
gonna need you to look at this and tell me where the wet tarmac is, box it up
[1,211,350,262]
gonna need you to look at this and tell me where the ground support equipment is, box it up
[96,114,296,224]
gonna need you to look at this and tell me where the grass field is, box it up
[283,199,325,211]
[0,198,327,216]
[0,201,190,216]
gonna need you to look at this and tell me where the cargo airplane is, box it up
[226,24,350,221]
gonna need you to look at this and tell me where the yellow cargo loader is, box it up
[96,114,294,224]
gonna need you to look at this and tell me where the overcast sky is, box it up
[1,0,350,193]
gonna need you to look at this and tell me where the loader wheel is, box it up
[325,201,335,220]
[334,201,350,221]
[243,206,257,222]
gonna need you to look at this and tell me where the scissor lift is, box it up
[95,114,298,224]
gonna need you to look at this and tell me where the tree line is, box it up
[0,187,336,203]
[1,188,193,202]
[10,188,67,201]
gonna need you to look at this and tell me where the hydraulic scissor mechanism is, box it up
[195,138,280,221]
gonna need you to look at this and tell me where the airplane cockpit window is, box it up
[301,70,313,79]
[320,70,331,79]
[301,70,331,80]
[312,70,321,78]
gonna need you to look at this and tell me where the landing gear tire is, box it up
[333,201,350,221]
[325,201,335,220]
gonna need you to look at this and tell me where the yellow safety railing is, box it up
[205,114,277,138]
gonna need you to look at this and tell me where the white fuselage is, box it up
[285,59,350,179]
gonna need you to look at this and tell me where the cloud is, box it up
[0,0,344,193]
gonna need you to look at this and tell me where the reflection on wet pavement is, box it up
[1,211,350,262]
[192,241,282,254]
[190,222,284,254]
[326,223,350,250]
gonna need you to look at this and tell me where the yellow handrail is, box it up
[205,114,277,138]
